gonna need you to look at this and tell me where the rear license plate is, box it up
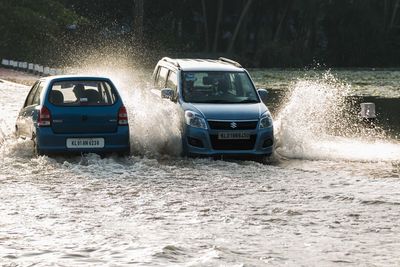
[218,132,250,140]
[66,138,104,148]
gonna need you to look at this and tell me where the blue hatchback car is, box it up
[15,75,130,156]
[152,57,274,159]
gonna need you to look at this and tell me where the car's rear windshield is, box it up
[49,80,117,106]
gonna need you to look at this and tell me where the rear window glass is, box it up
[49,80,117,106]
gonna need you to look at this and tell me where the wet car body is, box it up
[15,75,130,155]
[152,57,274,159]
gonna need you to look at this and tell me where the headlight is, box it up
[185,111,207,129]
[259,114,273,128]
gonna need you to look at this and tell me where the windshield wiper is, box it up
[201,100,232,103]
[239,99,259,103]
[188,99,259,104]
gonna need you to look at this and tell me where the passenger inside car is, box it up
[73,84,87,102]
[183,75,199,100]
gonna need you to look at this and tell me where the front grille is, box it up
[210,134,257,150]
[208,120,258,130]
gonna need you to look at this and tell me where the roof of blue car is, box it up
[40,75,112,81]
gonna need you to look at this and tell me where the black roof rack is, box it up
[218,57,242,68]
[161,57,180,68]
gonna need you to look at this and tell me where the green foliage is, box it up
[0,0,399,67]
[0,0,85,64]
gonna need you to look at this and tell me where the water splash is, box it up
[0,120,5,146]
[64,57,184,157]
[274,71,400,161]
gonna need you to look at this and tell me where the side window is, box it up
[166,71,177,92]
[32,83,44,106]
[24,82,39,107]
[157,67,169,89]
[101,81,116,104]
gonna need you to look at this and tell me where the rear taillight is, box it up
[38,106,51,127]
[118,106,128,125]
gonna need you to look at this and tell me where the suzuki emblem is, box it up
[230,122,237,129]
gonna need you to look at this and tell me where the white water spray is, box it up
[67,62,184,157]
[274,72,400,161]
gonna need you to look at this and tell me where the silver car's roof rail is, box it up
[218,57,242,68]
[161,57,180,68]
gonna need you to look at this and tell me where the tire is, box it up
[32,134,43,156]
[255,154,273,164]
[117,148,131,157]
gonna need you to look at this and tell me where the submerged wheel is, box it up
[32,134,43,156]
[117,147,131,157]
[255,154,273,164]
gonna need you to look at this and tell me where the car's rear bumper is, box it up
[183,125,274,157]
[35,126,130,154]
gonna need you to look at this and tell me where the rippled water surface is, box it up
[1,69,400,266]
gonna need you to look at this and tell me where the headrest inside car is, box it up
[50,90,64,105]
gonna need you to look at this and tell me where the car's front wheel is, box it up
[254,153,274,164]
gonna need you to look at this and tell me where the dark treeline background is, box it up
[0,0,399,67]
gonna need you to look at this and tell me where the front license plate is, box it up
[218,132,250,140]
[66,138,105,148]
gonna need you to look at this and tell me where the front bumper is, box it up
[35,126,130,154]
[183,125,274,157]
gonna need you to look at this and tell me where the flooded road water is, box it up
[0,69,400,266]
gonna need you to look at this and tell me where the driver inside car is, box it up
[215,78,231,96]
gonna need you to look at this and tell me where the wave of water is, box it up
[274,72,400,161]
[0,119,6,145]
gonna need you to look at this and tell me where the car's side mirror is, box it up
[161,88,175,100]
[257,88,268,102]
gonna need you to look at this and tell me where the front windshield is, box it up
[182,71,260,103]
